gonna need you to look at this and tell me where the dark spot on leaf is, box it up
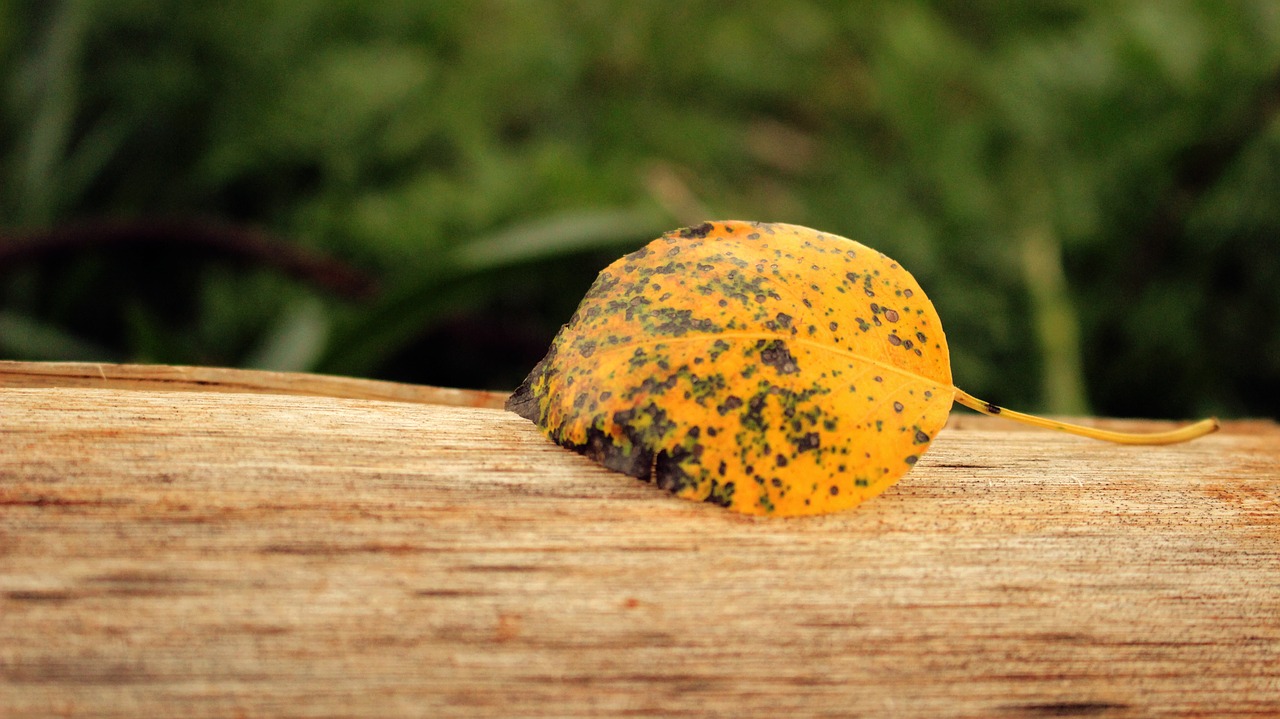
[709,339,731,360]
[893,402,904,412]
[795,433,820,452]
[649,307,720,337]
[653,447,697,493]
[716,395,744,415]
[914,429,930,444]
[985,403,1002,415]
[679,222,714,238]
[743,394,768,431]
[775,454,788,467]
[628,373,679,398]
[706,479,734,507]
[884,308,899,322]
[887,334,901,346]
[568,427,653,479]
[759,340,800,375]
[905,455,918,465]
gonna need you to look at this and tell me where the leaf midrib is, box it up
[575,330,952,390]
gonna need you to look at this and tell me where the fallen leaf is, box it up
[508,221,1218,516]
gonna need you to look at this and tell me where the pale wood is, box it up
[1,382,1277,718]
[0,360,509,409]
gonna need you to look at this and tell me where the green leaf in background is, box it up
[0,310,114,362]
[449,207,669,271]
[244,296,330,373]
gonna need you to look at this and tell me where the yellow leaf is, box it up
[508,221,1218,516]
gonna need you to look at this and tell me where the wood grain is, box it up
[1,384,1277,718]
[0,360,509,408]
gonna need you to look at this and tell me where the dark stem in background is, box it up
[0,218,378,300]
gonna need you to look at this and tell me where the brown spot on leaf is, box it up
[759,340,800,374]
[795,433,820,452]
[679,222,715,238]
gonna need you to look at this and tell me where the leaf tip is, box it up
[506,358,547,422]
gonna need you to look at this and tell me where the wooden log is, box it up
[1,370,1277,717]
[0,360,508,408]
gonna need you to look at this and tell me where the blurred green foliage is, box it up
[2,0,1277,418]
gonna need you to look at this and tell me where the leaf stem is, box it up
[952,388,1219,445]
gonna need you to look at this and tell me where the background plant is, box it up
[2,0,1277,419]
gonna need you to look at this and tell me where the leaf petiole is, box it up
[952,388,1219,445]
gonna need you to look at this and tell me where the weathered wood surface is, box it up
[0,360,509,408]
[1,382,1277,718]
